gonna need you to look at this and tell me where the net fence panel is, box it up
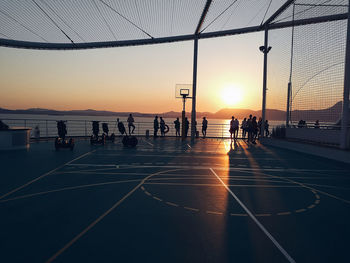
[271,0,348,24]
[267,1,347,125]
[267,27,292,119]
[200,0,287,33]
[290,19,346,124]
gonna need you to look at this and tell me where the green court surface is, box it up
[0,138,350,263]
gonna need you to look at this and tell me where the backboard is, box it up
[175,84,193,99]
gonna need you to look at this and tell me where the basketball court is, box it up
[1,138,350,262]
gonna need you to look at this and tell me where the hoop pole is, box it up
[182,98,186,140]
[340,2,350,149]
[191,37,198,142]
[261,27,269,137]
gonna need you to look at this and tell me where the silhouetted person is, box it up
[298,120,306,128]
[202,117,208,138]
[160,117,166,137]
[314,120,320,129]
[247,114,253,143]
[252,116,258,144]
[34,125,40,140]
[258,117,262,137]
[154,116,159,138]
[117,118,126,135]
[57,121,67,139]
[229,116,235,141]
[127,113,135,134]
[265,120,270,137]
[233,118,239,140]
[241,117,247,139]
[174,117,180,137]
[185,117,189,137]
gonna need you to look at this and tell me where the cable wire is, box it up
[260,0,273,25]
[98,0,153,39]
[39,0,85,42]
[92,0,117,40]
[31,0,74,43]
[0,8,48,42]
[200,0,238,33]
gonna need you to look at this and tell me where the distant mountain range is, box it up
[0,101,343,122]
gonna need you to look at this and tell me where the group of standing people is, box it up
[117,114,268,141]
[173,116,208,138]
[153,116,170,137]
[230,115,269,144]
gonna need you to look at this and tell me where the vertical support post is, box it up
[261,27,269,137]
[340,3,350,149]
[287,4,295,128]
[191,37,199,142]
[85,121,87,137]
[286,82,291,127]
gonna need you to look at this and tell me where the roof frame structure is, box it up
[0,0,347,50]
[195,0,213,35]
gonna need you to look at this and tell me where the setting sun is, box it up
[220,85,244,107]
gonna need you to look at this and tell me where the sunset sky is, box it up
[0,32,267,113]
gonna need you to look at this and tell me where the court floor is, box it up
[0,137,350,263]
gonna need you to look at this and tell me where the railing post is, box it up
[85,121,87,137]
[46,120,48,137]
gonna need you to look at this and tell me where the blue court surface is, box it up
[1,138,350,263]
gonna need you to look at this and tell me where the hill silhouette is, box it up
[0,101,343,122]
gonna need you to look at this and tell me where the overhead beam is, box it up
[195,0,213,34]
[0,13,347,50]
[263,0,295,26]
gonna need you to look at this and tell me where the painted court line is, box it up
[0,179,142,203]
[141,139,154,147]
[46,169,177,263]
[210,168,296,263]
[0,150,95,200]
[65,163,344,173]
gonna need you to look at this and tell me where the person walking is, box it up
[154,116,159,138]
[127,113,135,134]
[233,118,239,140]
[202,117,208,138]
[174,117,180,137]
[160,117,166,137]
[184,117,189,137]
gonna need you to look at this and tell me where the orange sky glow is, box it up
[0,33,270,113]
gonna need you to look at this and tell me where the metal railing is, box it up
[0,118,257,139]
[1,118,344,139]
